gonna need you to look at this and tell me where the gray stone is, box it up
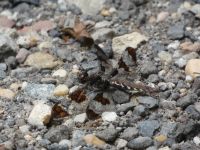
[140,61,158,77]
[120,127,138,140]
[96,128,118,142]
[11,67,38,78]
[44,125,70,143]
[81,60,101,71]
[138,96,159,109]
[116,101,137,113]
[176,94,197,109]
[185,105,200,120]
[118,11,130,20]
[133,105,148,117]
[138,120,160,137]
[0,70,6,79]
[167,23,185,40]
[0,63,7,71]
[72,130,85,147]
[112,90,130,104]
[23,83,55,99]
[127,136,153,149]
[191,4,200,15]
[160,122,177,136]
[147,74,159,83]
[91,28,115,43]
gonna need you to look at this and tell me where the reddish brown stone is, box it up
[18,20,56,34]
[0,16,15,28]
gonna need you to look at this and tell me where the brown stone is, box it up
[180,41,200,52]
[0,16,15,28]
[18,20,56,34]
[185,59,200,78]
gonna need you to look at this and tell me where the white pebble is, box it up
[74,113,87,123]
[193,136,200,146]
[52,69,67,78]
[102,112,118,122]
[28,103,52,126]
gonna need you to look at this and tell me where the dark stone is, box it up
[5,56,18,69]
[138,96,159,109]
[10,0,40,6]
[112,90,130,104]
[176,94,197,109]
[167,22,185,40]
[44,125,70,143]
[96,128,118,142]
[175,120,200,143]
[185,105,200,120]
[192,77,200,92]
[138,120,160,137]
[127,136,153,149]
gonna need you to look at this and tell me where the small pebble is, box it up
[102,112,118,122]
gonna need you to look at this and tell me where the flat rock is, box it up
[138,120,160,137]
[96,128,118,142]
[24,52,61,69]
[23,83,55,99]
[167,23,185,40]
[83,134,106,146]
[28,103,52,126]
[101,112,118,122]
[0,88,15,100]
[185,59,200,78]
[140,61,158,77]
[44,125,70,143]
[120,127,138,140]
[53,84,69,97]
[112,32,148,57]
[138,96,159,109]
[66,0,106,15]
[18,20,56,34]
[127,136,153,149]
[112,90,130,104]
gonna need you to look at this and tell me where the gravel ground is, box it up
[1,0,200,150]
